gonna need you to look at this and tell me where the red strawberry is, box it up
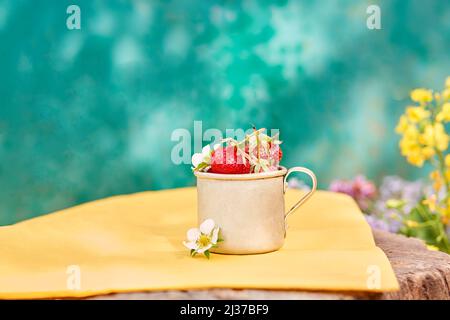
[275,145,283,162]
[245,142,283,173]
[210,146,251,174]
[268,142,283,162]
[247,143,283,162]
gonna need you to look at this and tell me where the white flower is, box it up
[191,145,212,168]
[191,144,220,170]
[183,219,221,258]
[191,153,205,168]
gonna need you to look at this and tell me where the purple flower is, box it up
[329,175,428,234]
[365,215,391,232]
[287,177,311,191]
[377,176,424,214]
[329,175,377,211]
[369,176,427,233]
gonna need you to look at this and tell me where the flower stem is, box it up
[436,150,449,193]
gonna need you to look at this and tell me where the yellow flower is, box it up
[445,169,450,182]
[429,170,442,191]
[440,205,450,224]
[446,76,450,88]
[426,245,439,251]
[423,194,437,211]
[421,146,435,159]
[436,103,450,122]
[410,88,433,103]
[430,170,440,180]
[421,123,450,151]
[406,106,430,123]
[399,137,414,155]
[419,124,433,145]
[397,123,446,166]
[407,153,425,167]
[401,144,424,167]
[441,200,450,221]
[399,127,418,149]
[445,154,450,167]
[405,219,419,228]
[437,206,448,222]
[443,89,450,101]
[399,134,418,153]
[434,122,449,151]
[399,125,429,166]
[403,124,419,139]
[395,115,409,134]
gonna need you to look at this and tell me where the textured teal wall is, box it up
[0,0,449,224]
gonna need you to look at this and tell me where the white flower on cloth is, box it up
[183,219,222,258]
[191,144,219,172]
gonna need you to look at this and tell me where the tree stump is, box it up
[88,230,450,300]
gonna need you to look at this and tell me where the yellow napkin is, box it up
[0,188,398,299]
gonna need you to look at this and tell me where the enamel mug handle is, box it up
[283,167,317,222]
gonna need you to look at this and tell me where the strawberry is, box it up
[210,146,251,174]
[245,142,283,172]
[268,142,283,162]
[247,143,283,162]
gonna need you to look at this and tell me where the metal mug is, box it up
[194,166,317,254]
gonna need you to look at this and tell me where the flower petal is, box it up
[192,153,204,168]
[186,228,200,242]
[202,145,211,155]
[197,244,212,253]
[183,241,199,250]
[200,219,215,235]
[211,227,220,244]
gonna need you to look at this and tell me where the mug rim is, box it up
[194,166,287,181]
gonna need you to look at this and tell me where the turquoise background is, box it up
[0,0,449,224]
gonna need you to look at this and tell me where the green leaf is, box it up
[401,201,450,253]
[386,199,406,210]
[190,249,196,257]
[194,162,209,172]
[204,250,210,259]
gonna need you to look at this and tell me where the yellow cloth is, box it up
[0,188,398,299]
